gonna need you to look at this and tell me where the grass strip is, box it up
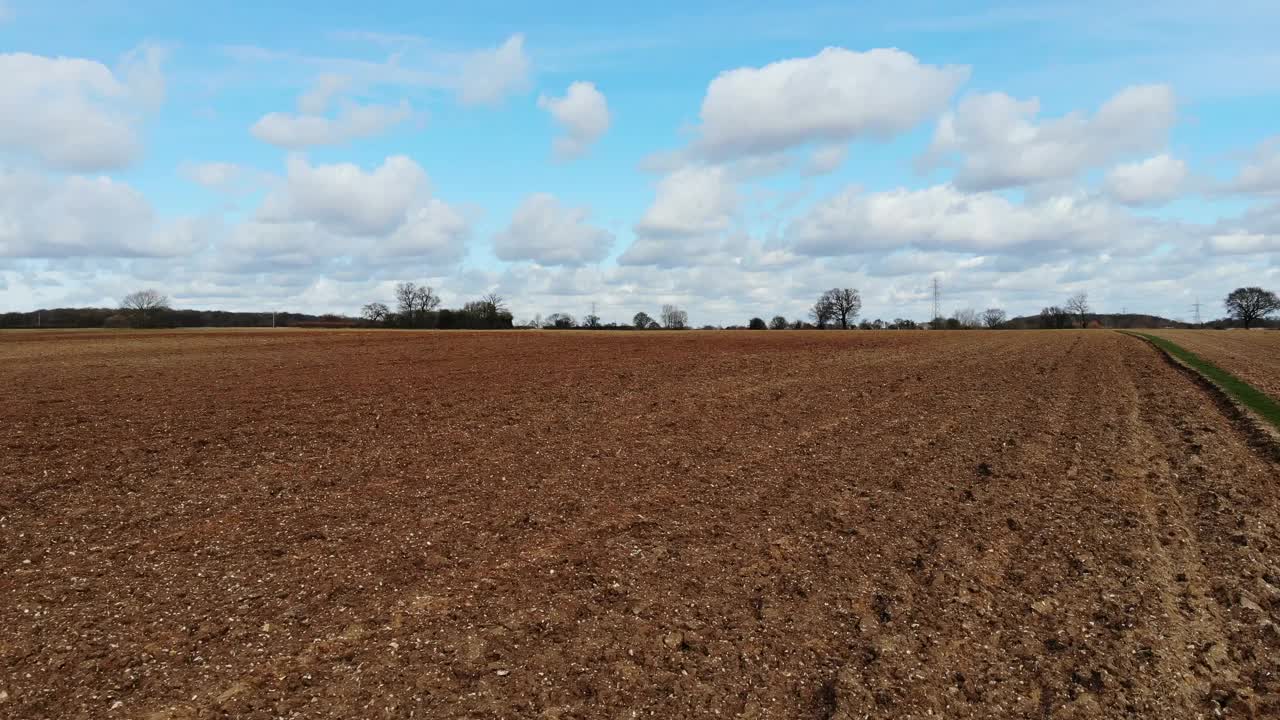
[1127,332,1280,432]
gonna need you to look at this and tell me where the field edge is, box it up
[1121,330,1280,461]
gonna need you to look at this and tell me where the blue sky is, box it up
[1,0,1277,324]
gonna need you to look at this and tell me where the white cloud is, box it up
[1227,136,1280,195]
[258,155,429,236]
[621,166,739,267]
[251,100,413,148]
[636,166,737,237]
[923,84,1177,190]
[0,168,205,258]
[226,154,471,269]
[119,44,169,110]
[806,144,849,175]
[1104,154,1188,206]
[494,193,615,265]
[459,34,531,106]
[788,184,1170,256]
[695,47,969,160]
[538,81,610,160]
[183,162,247,190]
[298,74,352,114]
[0,49,166,172]
[382,199,470,261]
[1207,231,1280,255]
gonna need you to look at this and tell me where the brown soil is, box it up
[1150,329,1280,402]
[2,329,1279,719]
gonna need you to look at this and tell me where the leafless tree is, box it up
[769,315,788,330]
[415,286,442,315]
[633,311,654,329]
[395,282,418,322]
[981,308,1007,328]
[361,302,390,324]
[393,282,442,328]
[1225,287,1280,329]
[952,308,980,329]
[545,312,576,329]
[660,304,688,329]
[1040,306,1070,329]
[120,289,170,328]
[810,294,836,329]
[1066,292,1090,328]
[820,288,862,329]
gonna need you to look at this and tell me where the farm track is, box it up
[1,329,1278,719]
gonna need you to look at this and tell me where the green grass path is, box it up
[1124,331,1280,432]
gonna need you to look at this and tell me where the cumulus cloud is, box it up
[694,47,968,160]
[923,84,1177,190]
[458,34,531,106]
[1104,154,1188,206]
[1227,136,1280,195]
[230,154,470,269]
[636,166,737,237]
[0,48,166,171]
[494,193,614,266]
[382,199,470,261]
[251,100,413,148]
[787,184,1171,256]
[538,82,610,160]
[621,166,739,266]
[258,155,429,236]
[0,168,206,258]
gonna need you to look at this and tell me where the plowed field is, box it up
[1150,330,1280,402]
[2,329,1279,719]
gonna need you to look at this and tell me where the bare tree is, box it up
[1066,292,1090,328]
[120,289,170,328]
[660,304,688,329]
[545,312,576,329]
[820,288,862,329]
[1040,306,1070,329]
[1225,287,1280,329]
[633,311,654,329]
[392,282,442,328]
[361,302,390,324]
[469,291,503,324]
[414,286,442,316]
[769,315,788,330]
[981,308,1007,328]
[810,294,836,329]
[394,282,418,325]
[952,308,980,329]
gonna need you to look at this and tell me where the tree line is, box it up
[359,283,514,330]
[0,294,348,329]
[4,285,1276,331]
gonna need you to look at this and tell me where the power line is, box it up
[1192,297,1202,326]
